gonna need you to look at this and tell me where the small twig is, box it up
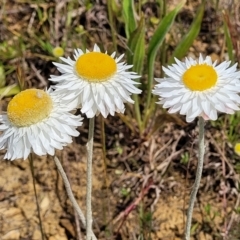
[156,149,183,172]
[149,138,172,170]
[208,133,235,177]
[185,117,205,240]
[220,142,227,239]
[208,131,240,238]
[113,178,153,234]
[156,131,185,174]
[30,62,47,87]
[227,190,240,233]
[27,10,36,32]
[54,0,66,45]
[107,0,117,50]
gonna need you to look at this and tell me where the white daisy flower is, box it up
[0,89,83,160]
[152,55,240,122]
[49,44,142,118]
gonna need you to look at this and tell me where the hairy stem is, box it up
[53,156,97,240]
[86,117,95,240]
[185,117,205,240]
[29,153,45,240]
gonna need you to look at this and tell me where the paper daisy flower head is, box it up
[50,44,142,118]
[152,55,240,122]
[0,89,83,160]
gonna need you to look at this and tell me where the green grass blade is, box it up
[0,84,20,98]
[107,0,117,50]
[127,16,145,133]
[169,0,206,63]
[123,0,137,38]
[0,65,6,88]
[223,11,234,62]
[145,0,185,113]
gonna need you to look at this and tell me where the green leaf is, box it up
[127,16,145,75]
[191,222,199,234]
[169,0,206,63]
[145,0,185,112]
[123,0,137,38]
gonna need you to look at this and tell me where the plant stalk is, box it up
[133,94,143,133]
[100,116,114,237]
[185,116,205,240]
[53,156,97,240]
[86,117,95,240]
[29,153,45,240]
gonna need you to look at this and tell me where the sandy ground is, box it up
[0,140,238,240]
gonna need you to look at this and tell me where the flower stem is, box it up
[185,116,205,240]
[29,153,45,240]
[86,117,95,240]
[100,116,113,237]
[133,94,143,134]
[53,156,85,224]
[53,156,97,240]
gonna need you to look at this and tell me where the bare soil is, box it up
[0,121,240,240]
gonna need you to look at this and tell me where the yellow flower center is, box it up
[182,64,218,91]
[7,89,53,127]
[75,52,117,82]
